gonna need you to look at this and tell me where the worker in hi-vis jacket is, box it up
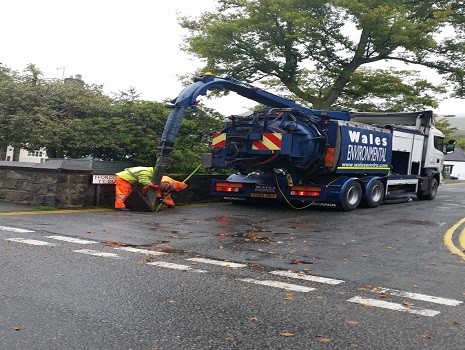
[114,166,187,210]
[155,175,188,208]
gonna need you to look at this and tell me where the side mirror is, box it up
[446,140,456,154]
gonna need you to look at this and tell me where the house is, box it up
[1,146,47,163]
[444,148,465,180]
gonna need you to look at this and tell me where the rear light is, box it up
[291,191,320,197]
[215,182,243,193]
[290,186,321,197]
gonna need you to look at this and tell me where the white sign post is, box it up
[92,175,117,207]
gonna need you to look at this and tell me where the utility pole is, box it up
[57,67,65,81]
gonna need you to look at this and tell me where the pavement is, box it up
[0,201,53,213]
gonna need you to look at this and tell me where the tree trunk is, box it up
[46,147,65,159]
[0,144,8,161]
[12,147,20,161]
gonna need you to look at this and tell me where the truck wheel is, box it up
[362,179,385,208]
[417,178,438,200]
[341,180,362,211]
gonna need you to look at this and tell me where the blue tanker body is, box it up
[336,125,393,175]
[208,108,402,210]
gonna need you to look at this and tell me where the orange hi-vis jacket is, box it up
[157,176,188,207]
[160,176,188,192]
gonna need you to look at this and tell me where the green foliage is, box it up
[0,63,224,173]
[180,0,465,110]
[455,137,465,150]
[434,116,458,139]
[67,99,168,163]
[338,68,447,111]
[263,67,447,112]
[168,106,224,173]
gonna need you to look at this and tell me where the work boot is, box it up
[164,197,175,208]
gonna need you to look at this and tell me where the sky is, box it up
[1,0,253,114]
[1,0,463,118]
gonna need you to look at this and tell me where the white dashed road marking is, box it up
[73,249,121,258]
[3,230,463,318]
[239,278,315,292]
[0,226,34,233]
[147,261,208,273]
[347,296,441,317]
[114,246,167,255]
[270,270,345,285]
[5,238,55,246]
[47,236,99,244]
[186,257,247,268]
[371,287,463,307]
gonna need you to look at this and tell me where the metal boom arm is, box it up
[149,74,351,208]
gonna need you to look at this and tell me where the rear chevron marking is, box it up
[252,133,282,150]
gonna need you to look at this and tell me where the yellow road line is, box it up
[0,208,111,216]
[444,217,465,260]
[460,227,465,251]
[0,202,222,216]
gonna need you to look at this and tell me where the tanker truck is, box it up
[160,74,455,211]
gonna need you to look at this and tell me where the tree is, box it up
[0,63,224,173]
[35,77,112,159]
[455,137,465,150]
[0,64,46,159]
[0,65,20,156]
[168,106,224,173]
[265,67,447,111]
[68,97,169,163]
[180,0,465,110]
[434,116,458,139]
[67,99,224,171]
[0,65,114,158]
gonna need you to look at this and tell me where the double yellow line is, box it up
[444,218,465,260]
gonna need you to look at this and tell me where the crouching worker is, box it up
[114,166,160,211]
[155,176,188,208]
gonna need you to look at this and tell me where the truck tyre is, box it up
[417,177,438,200]
[341,180,362,211]
[362,179,385,208]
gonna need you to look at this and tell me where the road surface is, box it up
[0,183,464,349]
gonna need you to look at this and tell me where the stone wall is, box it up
[0,160,228,209]
[0,160,94,209]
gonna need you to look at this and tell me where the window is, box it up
[28,150,44,157]
[443,165,453,172]
[433,136,444,152]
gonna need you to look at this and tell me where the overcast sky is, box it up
[1,0,463,117]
